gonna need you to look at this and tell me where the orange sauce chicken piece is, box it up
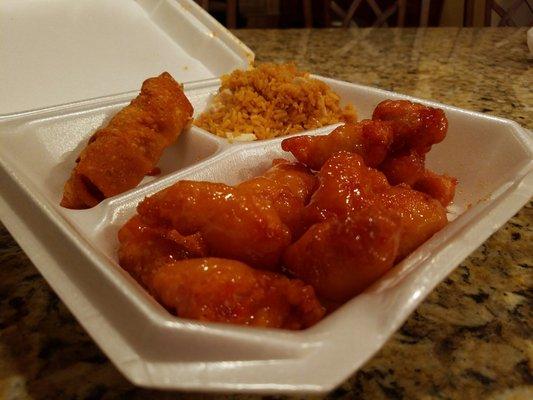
[282,99,457,207]
[151,258,325,329]
[117,99,456,329]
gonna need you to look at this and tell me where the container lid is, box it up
[0,0,254,115]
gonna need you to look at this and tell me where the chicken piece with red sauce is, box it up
[238,159,317,237]
[372,99,448,154]
[119,159,317,272]
[118,215,207,287]
[379,151,457,206]
[378,150,426,186]
[372,100,456,205]
[151,258,325,329]
[284,152,448,302]
[134,181,291,271]
[303,151,448,259]
[281,120,393,170]
[282,100,457,206]
[284,211,400,302]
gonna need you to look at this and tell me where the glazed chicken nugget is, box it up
[150,258,325,329]
[413,170,458,207]
[304,152,448,262]
[281,120,393,170]
[303,151,390,224]
[372,99,448,154]
[379,150,426,186]
[238,159,317,236]
[117,215,207,287]
[284,212,400,302]
[137,181,291,271]
[283,100,455,206]
[119,159,313,281]
[61,72,193,209]
[284,152,446,302]
[380,185,448,260]
[380,152,457,207]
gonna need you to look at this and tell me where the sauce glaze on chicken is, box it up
[118,99,457,329]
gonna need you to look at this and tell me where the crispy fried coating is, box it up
[303,151,448,262]
[281,120,393,170]
[380,152,457,206]
[282,100,446,171]
[371,100,456,205]
[150,258,325,329]
[117,215,207,287]
[284,212,400,302]
[372,99,448,154]
[61,72,193,209]
[126,159,316,270]
[381,185,448,259]
[282,100,456,206]
[414,170,458,207]
[303,152,389,224]
[379,151,426,186]
[237,159,317,236]
[135,180,291,271]
[283,152,447,302]
[116,98,456,326]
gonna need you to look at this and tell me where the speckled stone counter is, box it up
[0,28,531,400]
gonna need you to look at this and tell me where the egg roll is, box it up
[61,72,193,209]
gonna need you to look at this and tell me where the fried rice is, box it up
[194,63,357,140]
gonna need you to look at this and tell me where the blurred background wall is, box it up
[440,0,532,25]
[197,0,532,28]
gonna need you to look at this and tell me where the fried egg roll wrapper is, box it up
[61,72,193,209]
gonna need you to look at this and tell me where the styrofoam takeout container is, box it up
[1,0,532,395]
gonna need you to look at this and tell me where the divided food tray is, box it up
[0,76,532,393]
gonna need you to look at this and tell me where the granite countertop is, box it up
[0,28,531,399]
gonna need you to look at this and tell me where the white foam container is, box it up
[1,0,532,395]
